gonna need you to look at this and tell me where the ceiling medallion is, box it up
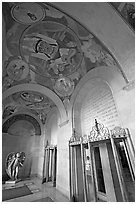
[20,92,44,103]
[20,21,83,78]
[7,58,29,81]
[19,91,46,109]
[11,3,45,25]
[11,91,53,110]
[54,74,74,97]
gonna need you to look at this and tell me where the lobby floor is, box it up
[2,177,70,202]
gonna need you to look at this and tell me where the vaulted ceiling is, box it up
[2,2,134,126]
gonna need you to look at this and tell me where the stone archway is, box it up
[3,83,68,124]
[2,84,68,180]
[2,113,43,180]
[2,113,42,135]
[73,78,121,136]
[70,65,126,130]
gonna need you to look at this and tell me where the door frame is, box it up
[42,145,57,186]
[69,125,135,202]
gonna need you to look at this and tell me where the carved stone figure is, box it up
[6,152,25,181]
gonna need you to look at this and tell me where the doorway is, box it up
[115,140,135,201]
[42,145,57,187]
[69,129,135,202]
[82,141,115,202]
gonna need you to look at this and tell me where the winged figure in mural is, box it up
[5,152,25,180]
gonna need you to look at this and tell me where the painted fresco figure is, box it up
[22,33,77,75]
[2,105,16,119]
[22,33,60,61]
[6,152,25,181]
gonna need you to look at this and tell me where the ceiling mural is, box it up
[20,21,83,78]
[11,3,45,24]
[12,91,54,109]
[110,2,135,30]
[3,91,55,124]
[2,2,119,125]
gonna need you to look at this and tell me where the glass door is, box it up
[88,142,116,202]
[69,143,85,202]
[70,141,117,202]
[93,146,106,201]
[69,135,135,202]
[116,140,135,201]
